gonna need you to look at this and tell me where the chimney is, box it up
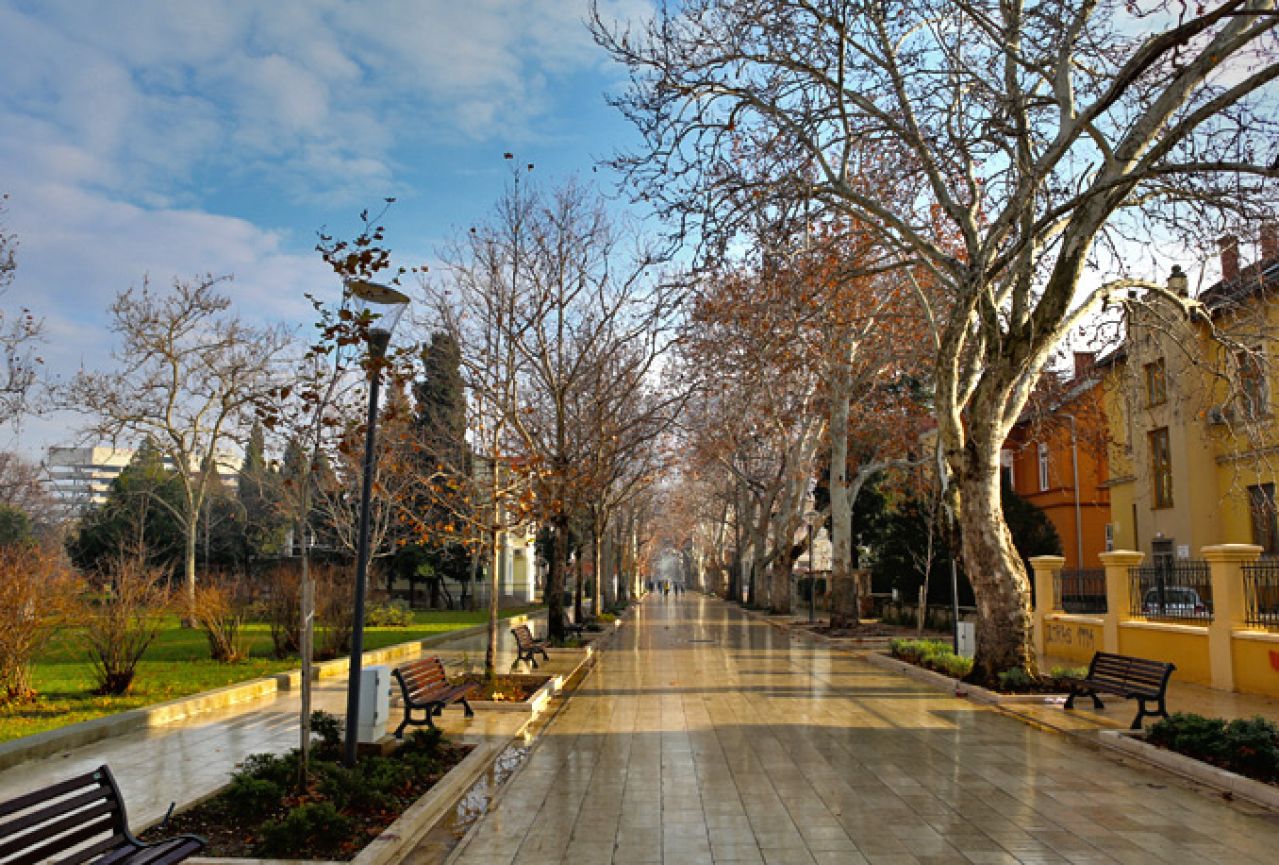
[1219,235,1240,282]
[1262,221,1278,262]
[1073,351,1096,380]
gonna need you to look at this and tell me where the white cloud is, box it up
[0,0,645,457]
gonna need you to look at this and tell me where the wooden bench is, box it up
[0,764,206,865]
[391,656,477,738]
[1063,651,1176,730]
[511,624,550,669]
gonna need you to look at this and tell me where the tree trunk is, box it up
[486,524,500,679]
[769,555,792,615]
[957,448,1035,681]
[830,570,858,629]
[183,522,198,624]
[547,512,569,640]
[298,519,313,785]
[828,368,857,627]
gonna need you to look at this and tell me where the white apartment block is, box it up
[43,445,242,516]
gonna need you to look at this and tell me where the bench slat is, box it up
[0,770,104,820]
[0,766,204,865]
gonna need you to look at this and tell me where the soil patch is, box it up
[455,673,549,702]
[146,735,472,860]
[804,623,949,639]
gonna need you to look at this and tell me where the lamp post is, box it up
[804,510,823,624]
[343,279,409,767]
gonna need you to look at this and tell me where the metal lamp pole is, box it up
[342,280,409,767]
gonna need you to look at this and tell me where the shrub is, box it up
[891,638,973,679]
[224,776,283,822]
[890,638,949,665]
[314,564,354,660]
[258,802,352,857]
[934,653,974,679]
[261,564,301,658]
[596,612,617,624]
[192,574,252,663]
[365,598,412,627]
[0,546,80,702]
[310,710,342,750]
[997,667,1035,692]
[82,555,169,695]
[1049,665,1088,680]
[1148,713,1279,783]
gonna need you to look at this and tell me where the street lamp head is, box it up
[346,279,410,355]
[804,509,823,529]
[1166,264,1188,297]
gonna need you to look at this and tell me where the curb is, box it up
[0,610,545,772]
[1099,730,1279,811]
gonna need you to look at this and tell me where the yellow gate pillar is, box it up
[1099,550,1143,654]
[1030,555,1065,658]
[1202,544,1262,692]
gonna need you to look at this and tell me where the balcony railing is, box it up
[1243,556,1279,630]
[1129,560,1213,621]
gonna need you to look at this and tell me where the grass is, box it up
[0,606,541,742]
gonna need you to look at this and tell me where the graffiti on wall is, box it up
[1045,621,1097,651]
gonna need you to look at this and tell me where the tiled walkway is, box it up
[446,595,1279,865]
[0,621,541,828]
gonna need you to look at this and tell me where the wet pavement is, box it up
[445,594,1279,865]
[0,617,551,829]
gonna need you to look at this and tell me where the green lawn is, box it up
[0,606,540,743]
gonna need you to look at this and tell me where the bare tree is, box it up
[0,194,41,429]
[431,168,677,641]
[67,277,287,618]
[594,0,1279,678]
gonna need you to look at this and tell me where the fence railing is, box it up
[1056,568,1107,613]
[1243,557,1279,630]
[1129,560,1213,621]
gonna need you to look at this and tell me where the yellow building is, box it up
[1105,235,1279,560]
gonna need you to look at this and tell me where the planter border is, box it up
[0,610,545,771]
[183,737,506,865]
[1099,729,1279,811]
[862,651,1070,706]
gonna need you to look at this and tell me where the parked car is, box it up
[1142,586,1209,617]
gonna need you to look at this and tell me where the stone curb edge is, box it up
[0,610,546,772]
[1098,730,1279,811]
[182,736,508,865]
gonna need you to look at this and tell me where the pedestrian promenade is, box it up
[444,594,1279,865]
[0,620,542,828]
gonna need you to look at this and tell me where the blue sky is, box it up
[0,0,650,457]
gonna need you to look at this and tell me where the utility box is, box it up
[956,622,976,658]
[357,665,390,744]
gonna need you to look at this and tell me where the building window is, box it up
[1144,359,1167,407]
[1149,428,1173,509]
[1249,484,1278,554]
[1037,443,1050,491]
[1237,349,1268,417]
[1000,450,1015,490]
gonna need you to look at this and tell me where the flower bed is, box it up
[886,639,1080,696]
[147,713,471,861]
[1146,713,1279,786]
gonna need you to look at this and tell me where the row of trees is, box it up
[592,0,1279,679]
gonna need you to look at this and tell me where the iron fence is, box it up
[1057,568,1107,613]
[1128,560,1213,621]
[1243,557,1279,630]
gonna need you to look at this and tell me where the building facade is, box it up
[1105,234,1279,560]
[1002,354,1113,569]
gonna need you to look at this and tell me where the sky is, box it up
[0,0,651,459]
